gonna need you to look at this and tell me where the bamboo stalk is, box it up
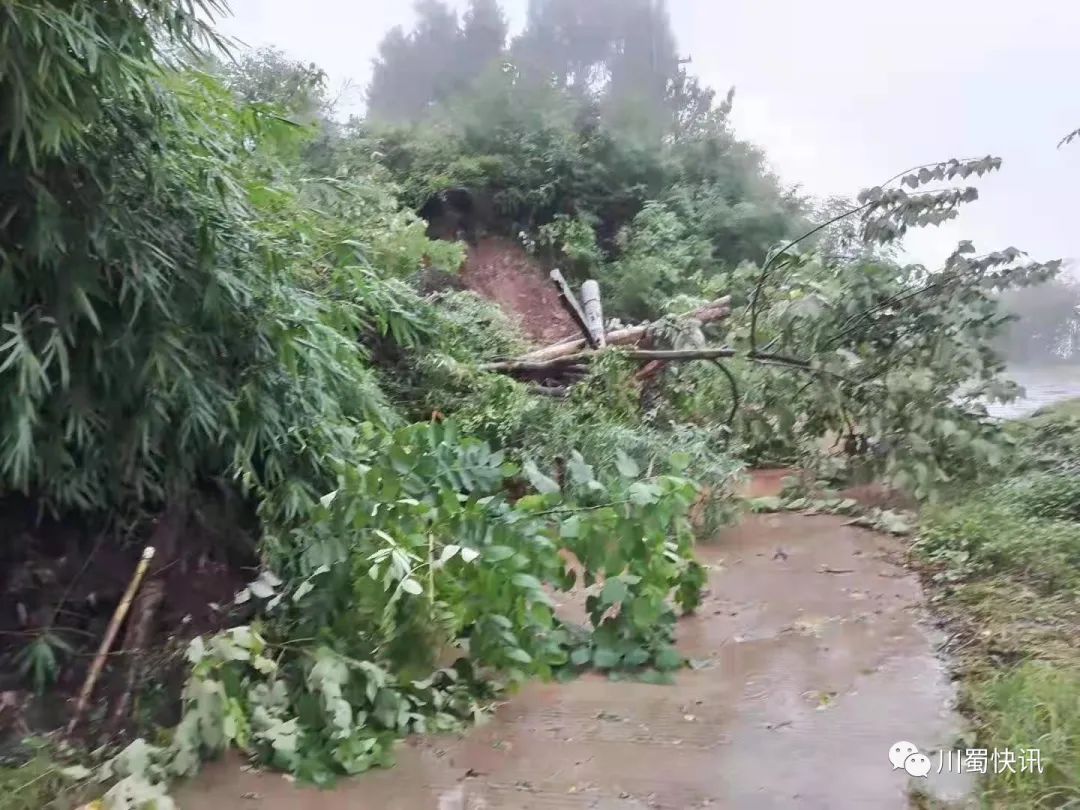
[549,268,597,347]
[581,280,605,347]
[66,546,155,737]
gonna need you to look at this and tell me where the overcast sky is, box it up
[217,0,1080,271]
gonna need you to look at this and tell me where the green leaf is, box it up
[559,515,581,538]
[511,573,543,591]
[506,648,533,664]
[73,286,101,332]
[592,647,622,669]
[60,765,92,781]
[654,647,683,671]
[637,669,675,685]
[748,496,782,512]
[400,578,423,595]
[293,579,316,602]
[669,451,691,472]
[567,451,595,485]
[615,450,640,479]
[600,577,628,606]
[522,459,560,494]
[248,578,275,599]
[628,481,659,506]
[570,646,591,666]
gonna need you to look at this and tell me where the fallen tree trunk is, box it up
[480,346,820,374]
[517,297,731,363]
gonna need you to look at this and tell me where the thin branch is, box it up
[528,499,634,517]
[624,347,737,362]
[748,156,988,353]
[48,531,107,629]
[749,206,870,350]
[711,359,740,431]
[877,156,987,188]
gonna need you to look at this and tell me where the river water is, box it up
[983,365,1080,420]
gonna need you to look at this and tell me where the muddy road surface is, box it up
[178,504,972,808]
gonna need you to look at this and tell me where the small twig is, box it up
[819,566,855,575]
[711,359,740,432]
[11,768,59,798]
[528,499,634,518]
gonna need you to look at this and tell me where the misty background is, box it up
[218,0,1080,401]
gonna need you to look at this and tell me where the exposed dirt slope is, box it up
[458,237,578,346]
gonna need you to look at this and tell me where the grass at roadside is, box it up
[0,756,91,810]
[913,400,1080,808]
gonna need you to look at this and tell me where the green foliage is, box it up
[914,413,1080,809]
[995,472,1080,522]
[423,290,528,363]
[0,0,460,519]
[367,0,508,124]
[534,213,604,277]
[215,46,329,122]
[1008,398,1080,473]
[14,630,72,695]
[420,350,744,492]
[7,3,1069,808]
[362,39,801,313]
[917,404,1080,592]
[0,753,91,810]
[86,423,706,801]
[710,158,1061,498]
[967,661,1080,807]
[918,494,1080,592]
[606,201,714,320]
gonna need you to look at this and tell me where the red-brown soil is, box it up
[458,237,578,347]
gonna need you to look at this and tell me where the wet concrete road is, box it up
[177,512,973,809]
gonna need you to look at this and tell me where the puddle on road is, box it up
[177,511,974,809]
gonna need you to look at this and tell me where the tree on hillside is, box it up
[513,0,618,90]
[218,46,329,122]
[367,26,421,122]
[213,46,341,171]
[367,1,463,123]
[460,0,509,82]
[367,0,508,123]
[602,0,680,140]
[512,0,683,140]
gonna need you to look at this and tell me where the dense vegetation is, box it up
[915,401,1080,807]
[0,0,1070,807]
